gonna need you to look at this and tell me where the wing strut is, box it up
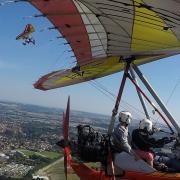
[107,57,176,135]
[108,59,132,135]
[127,73,174,134]
[63,96,71,180]
[132,64,180,134]
[129,66,150,119]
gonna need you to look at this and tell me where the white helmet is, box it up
[139,119,153,132]
[119,111,132,125]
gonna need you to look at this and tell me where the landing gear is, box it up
[22,37,35,46]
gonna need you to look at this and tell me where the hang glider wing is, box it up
[29,0,180,90]
[16,24,35,40]
[34,53,176,90]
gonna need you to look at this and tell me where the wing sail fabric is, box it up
[30,0,180,90]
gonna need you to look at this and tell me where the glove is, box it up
[152,127,161,133]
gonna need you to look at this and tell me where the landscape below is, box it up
[0,100,170,179]
[0,100,110,179]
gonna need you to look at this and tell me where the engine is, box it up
[76,125,109,164]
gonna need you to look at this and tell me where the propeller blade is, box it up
[64,147,71,180]
[63,97,71,180]
[107,150,116,180]
[64,152,68,180]
[64,96,70,143]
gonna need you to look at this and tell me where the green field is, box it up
[41,159,80,180]
[17,149,101,180]
[17,149,61,159]
[35,159,101,180]
[36,151,61,159]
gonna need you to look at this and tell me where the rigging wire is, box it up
[92,80,143,117]
[96,79,172,124]
[89,79,154,120]
[165,78,180,105]
[88,80,116,103]
[88,80,143,117]
[154,78,180,124]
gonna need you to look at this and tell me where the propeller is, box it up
[106,136,116,180]
[58,96,70,180]
[107,147,116,180]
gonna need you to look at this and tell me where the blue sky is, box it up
[0,2,180,126]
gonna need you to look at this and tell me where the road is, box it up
[34,157,64,178]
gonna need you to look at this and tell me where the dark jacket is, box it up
[131,129,168,152]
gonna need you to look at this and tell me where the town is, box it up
[0,100,110,179]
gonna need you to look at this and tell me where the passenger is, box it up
[131,118,172,167]
[112,111,135,156]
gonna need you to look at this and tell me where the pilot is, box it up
[112,111,134,155]
[131,118,172,167]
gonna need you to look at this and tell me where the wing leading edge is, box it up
[34,53,180,90]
